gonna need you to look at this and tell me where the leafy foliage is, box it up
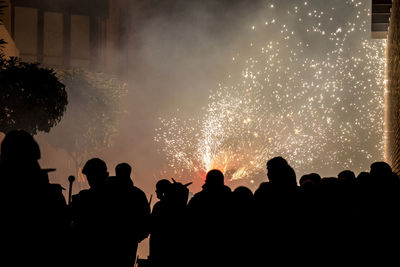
[46,69,127,174]
[0,56,67,134]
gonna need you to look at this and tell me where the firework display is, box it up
[155,0,386,183]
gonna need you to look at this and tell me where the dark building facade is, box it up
[1,0,134,73]
[371,0,392,39]
[385,0,400,174]
[11,0,109,70]
[372,0,400,174]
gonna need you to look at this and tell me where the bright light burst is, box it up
[155,0,386,183]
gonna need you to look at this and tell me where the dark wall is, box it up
[11,0,109,17]
[387,0,400,174]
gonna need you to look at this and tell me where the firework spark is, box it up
[155,0,386,184]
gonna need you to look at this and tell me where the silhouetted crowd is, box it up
[1,130,400,267]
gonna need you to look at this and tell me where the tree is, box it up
[0,56,67,134]
[46,69,127,182]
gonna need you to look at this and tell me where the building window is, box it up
[14,6,37,62]
[70,14,90,68]
[11,1,107,70]
[44,12,63,66]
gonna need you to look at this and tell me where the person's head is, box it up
[286,166,297,186]
[338,170,356,181]
[266,157,296,186]
[233,186,253,203]
[370,162,392,178]
[115,163,132,178]
[156,179,172,200]
[299,173,321,187]
[1,130,40,166]
[82,158,108,189]
[266,156,289,182]
[204,169,225,190]
[356,171,371,186]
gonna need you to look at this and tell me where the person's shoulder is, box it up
[107,176,128,186]
[256,182,271,191]
[152,201,163,211]
[33,183,66,205]
[188,191,199,202]
[131,185,146,195]
[45,183,66,200]
[129,186,150,203]
[77,189,91,195]
[223,185,232,193]
[192,190,205,199]
[48,183,65,194]
[254,182,273,196]
[106,176,118,185]
[72,189,91,201]
[188,191,205,206]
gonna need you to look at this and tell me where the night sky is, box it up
[150,0,385,189]
[27,0,387,258]
[36,0,385,194]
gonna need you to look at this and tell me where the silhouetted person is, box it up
[70,159,150,267]
[336,170,360,263]
[0,130,68,267]
[356,171,371,184]
[110,162,134,187]
[254,157,300,265]
[108,162,150,267]
[337,170,358,216]
[368,162,400,221]
[356,170,374,225]
[69,158,110,266]
[358,162,400,263]
[299,173,321,193]
[338,170,356,183]
[232,186,255,267]
[155,179,171,200]
[150,178,189,267]
[298,173,323,263]
[370,161,392,178]
[187,170,233,267]
[150,179,172,266]
[319,177,341,245]
[233,186,253,205]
